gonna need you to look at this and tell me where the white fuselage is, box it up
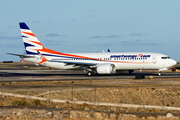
[24,52,177,71]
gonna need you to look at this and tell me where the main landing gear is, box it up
[87,71,94,76]
[85,69,95,76]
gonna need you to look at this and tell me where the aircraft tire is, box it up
[87,71,94,76]
[158,72,162,76]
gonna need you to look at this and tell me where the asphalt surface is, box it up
[0,69,179,82]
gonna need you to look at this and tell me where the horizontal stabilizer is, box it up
[6,53,35,58]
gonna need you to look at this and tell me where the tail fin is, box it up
[19,22,69,57]
[19,22,43,55]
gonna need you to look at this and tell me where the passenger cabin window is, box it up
[161,57,170,59]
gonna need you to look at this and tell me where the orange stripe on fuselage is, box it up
[35,47,95,59]
[38,55,47,64]
[35,47,153,64]
[23,32,36,37]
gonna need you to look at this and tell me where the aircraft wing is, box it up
[6,53,35,58]
[49,60,97,68]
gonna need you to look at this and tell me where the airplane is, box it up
[7,22,177,76]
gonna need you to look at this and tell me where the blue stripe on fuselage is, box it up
[41,53,100,61]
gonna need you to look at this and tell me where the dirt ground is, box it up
[1,78,180,114]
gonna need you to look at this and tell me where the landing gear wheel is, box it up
[158,72,162,76]
[87,71,94,76]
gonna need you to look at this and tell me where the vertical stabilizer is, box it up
[19,22,43,55]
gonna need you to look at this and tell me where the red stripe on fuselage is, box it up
[35,47,94,59]
[35,47,153,64]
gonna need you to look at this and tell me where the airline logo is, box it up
[20,22,43,55]
[110,54,151,58]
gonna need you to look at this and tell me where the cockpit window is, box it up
[161,57,170,59]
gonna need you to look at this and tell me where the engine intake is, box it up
[96,64,116,74]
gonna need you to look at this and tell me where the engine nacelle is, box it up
[96,64,116,74]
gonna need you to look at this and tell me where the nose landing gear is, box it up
[158,72,162,76]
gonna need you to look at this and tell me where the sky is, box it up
[0,0,180,61]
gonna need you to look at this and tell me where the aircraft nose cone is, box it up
[171,59,177,66]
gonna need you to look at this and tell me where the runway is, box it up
[0,69,179,82]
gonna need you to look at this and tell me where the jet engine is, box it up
[96,64,116,74]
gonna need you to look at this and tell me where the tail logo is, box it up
[20,22,43,55]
